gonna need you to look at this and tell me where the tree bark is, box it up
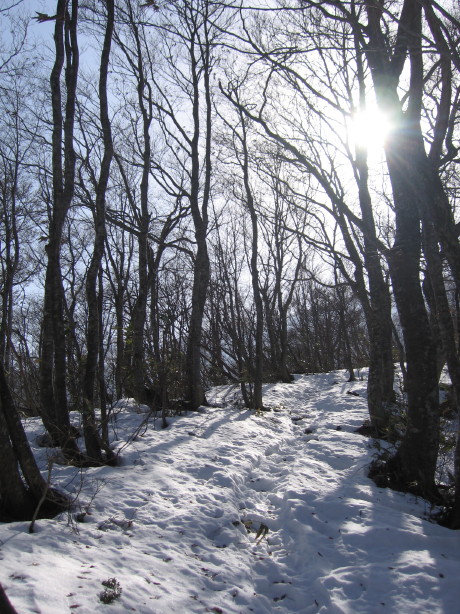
[241,118,263,410]
[0,584,18,614]
[187,233,210,408]
[352,29,395,430]
[39,0,80,459]
[0,361,69,521]
[0,397,33,521]
[115,3,152,404]
[186,12,212,409]
[83,0,114,463]
[364,0,440,496]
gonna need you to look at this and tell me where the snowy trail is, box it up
[1,372,459,613]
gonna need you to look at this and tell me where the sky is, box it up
[1,370,458,613]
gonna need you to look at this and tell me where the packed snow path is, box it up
[1,372,459,613]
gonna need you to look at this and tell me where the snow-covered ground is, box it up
[1,372,459,613]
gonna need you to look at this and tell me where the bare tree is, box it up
[39,0,81,459]
[217,91,264,408]
[139,0,229,408]
[218,4,398,433]
[80,0,115,463]
[112,0,155,403]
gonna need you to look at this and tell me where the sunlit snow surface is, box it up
[1,372,459,613]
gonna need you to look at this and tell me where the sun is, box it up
[348,107,392,153]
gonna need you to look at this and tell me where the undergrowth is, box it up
[366,383,458,528]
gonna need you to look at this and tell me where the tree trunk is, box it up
[0,399,33,521]
[335,207,394,433]
[39,0,80,459]
[241,120,263,410]
[384,157,440,497]
[423,228,460,405]
[186,20,212,409]
[105,238,129,400]
[352,36,395,430]
[0,584,18,614]
[186,233,210,408]
[0,154,20,371]
[453,431,460,529]
[112,3,154,405]
[0,361,69,521]
[98,268,110,448]
[83,0,114,463]
[365,0,440,496]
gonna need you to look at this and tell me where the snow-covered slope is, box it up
[1,372,458,613]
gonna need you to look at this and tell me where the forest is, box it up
[0,0,459,535]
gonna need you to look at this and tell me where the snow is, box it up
[1,371,459,613]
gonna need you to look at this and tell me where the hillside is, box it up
[1,372,458,613]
